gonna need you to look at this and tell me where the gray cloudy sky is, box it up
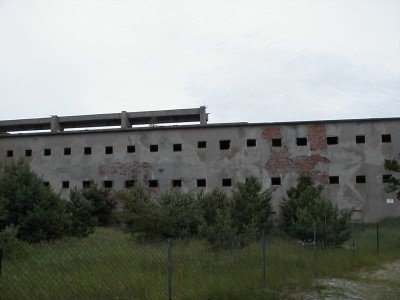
[0,0,399,123]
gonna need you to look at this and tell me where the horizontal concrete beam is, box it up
[0,107,208,133]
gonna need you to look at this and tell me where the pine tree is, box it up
[0,160,69,243]
[280,174,351,246]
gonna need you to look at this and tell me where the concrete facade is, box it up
[0,109,399,222]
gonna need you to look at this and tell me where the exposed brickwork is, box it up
[308,123,327,151]
[265,154,329,177]
[262,124,330,183]
[261,126,281,140]
[99,161,152,176]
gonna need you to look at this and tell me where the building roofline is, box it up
[1,116,399,139]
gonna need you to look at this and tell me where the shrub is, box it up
[0,160,69,243]
[198,208,238,250]
[158,190,200,238]
[199,178,272,250]
[81,183,115,226]
[231,177,272,236]
[120,185,161,240]
[67,188,96,237]
[280,174,351,246]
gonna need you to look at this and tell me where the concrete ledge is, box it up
[0,107,208,133]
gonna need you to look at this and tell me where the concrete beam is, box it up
[0,107,208,133]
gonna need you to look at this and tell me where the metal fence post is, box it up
[352,223,355,256]
[167,239,172,300]
[313,224,317,277]
[262,229,266,288]
[376,223,379,256]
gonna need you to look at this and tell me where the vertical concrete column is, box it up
[50,115,62,132]
[199,106,208,125]
[121,111,132,129]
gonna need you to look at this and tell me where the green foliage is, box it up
[280,174,351,246]
[198,208,238,250]
[0,197,17,249]
[384,158,400,201]
[158,190,200,238]
[122,179,272,249]
[67,188,96,238]
[199,178,272,250]
[81,183,115,226]
[0,160,70,243]
[120,185,161,240]
[231,177,272,235]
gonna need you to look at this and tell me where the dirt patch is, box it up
[303,260,400,299]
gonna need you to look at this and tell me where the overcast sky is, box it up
[0,0,399,123]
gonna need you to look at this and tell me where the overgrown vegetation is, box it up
[280,174,351,246]
[0,160,70,243]
[121,177,273,249]
[0,225,398,299]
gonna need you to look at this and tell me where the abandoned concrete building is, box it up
[0,107,399,222]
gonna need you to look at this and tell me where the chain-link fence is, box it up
[1,221,400,299]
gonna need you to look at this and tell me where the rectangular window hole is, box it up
[84,147,92,155]
[356,175,366,183]
[150,145,158,152]
[197,179,206,187]
[64,148,71,155]
[172,180,182,187]
[296,138,307,146]
[43,181,50,187]
[173,144,182,152]
[62,181,70,189]
[127,145,135,153]
[197,141,207,148]
[149,180,158,188]
[271,177,281,185]
[125,180,135,188]
[6,150,13,157]
[382,174,392,183]
[44,149,51,156]
[356,135,365,144]
[329,176,339,184]
[382,134,391,143]
[219,140,231,150]
[247,139,256,147]
[272,139,281,147]
[222,178,232,187]
[103,180,113,188]
[82,181,91,188]
[327,137,339,145]
[105,146,113,154]
[25,149,32,157]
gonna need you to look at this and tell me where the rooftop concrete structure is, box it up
[0,108,399,223]
[0,106,208,133]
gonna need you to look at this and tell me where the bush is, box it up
[0,160,70,243]
[280,174,351,246]
[120,185,161,240]
[199,178,272,250]
[158,190,200,238]
[231,177,272,236]
[67,188,96,237]
[81,183,115,226]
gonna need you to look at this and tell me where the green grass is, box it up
[1,224,399,299]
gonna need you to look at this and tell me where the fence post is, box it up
[313,223,317,277]
[167,239,173,300]
[376,223,379,256]
[262,229,266,288]
[352,223,355,256]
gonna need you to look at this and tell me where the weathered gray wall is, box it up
[1,119,399,222]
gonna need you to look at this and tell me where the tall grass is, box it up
[1,222,399,299]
